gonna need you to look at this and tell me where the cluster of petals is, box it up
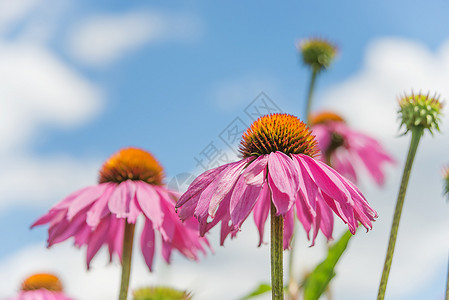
[7,289,73,300]
[32,179,209,271]
[312,121,395,185]
[176,151,377,248]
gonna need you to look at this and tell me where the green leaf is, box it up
[302,230,353,300]
[241,283,271,299]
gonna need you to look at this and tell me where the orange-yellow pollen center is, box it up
[309,111,345,126]
[21,273,63,292]
[239,113,318,158]
[99,147,164,185]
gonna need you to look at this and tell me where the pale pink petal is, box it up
[135,181,163,229]
[86,184,115,227]
[243,155,268,185]
[202,159,248,218]
[253,182,271,246]
[86,217,110,269]
[283,209,295,249]
[108,180,135,218]
[312,124,332,153]
[176,164,228,208]
[230,174,263,229]
[67,184,109,220]
[140,219,156,271]
[268,152,299,215]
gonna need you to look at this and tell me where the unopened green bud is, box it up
[298,38,337,72]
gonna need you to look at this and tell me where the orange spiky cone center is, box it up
[309,111,345,125]
[21,273,63,292]
[99,147,164,185]
[239,113,318,158]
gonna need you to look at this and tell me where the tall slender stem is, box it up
[271,202,284,300]
[305,68,318,122]
[377,128,423,300]
[119,222,135,300]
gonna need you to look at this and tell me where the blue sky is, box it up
[1,1,449,299]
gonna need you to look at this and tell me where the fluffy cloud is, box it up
[66,11,202,67]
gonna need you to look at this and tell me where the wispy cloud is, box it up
[66,11,203,67]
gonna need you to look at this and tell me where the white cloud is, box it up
[66,11,202,67]
[0,42,103,153]
[0,0,42,33]
[315,37,449,299]
[0,1,105,212]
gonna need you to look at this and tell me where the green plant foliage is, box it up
[241,283,272,300]
[302,230,353,300]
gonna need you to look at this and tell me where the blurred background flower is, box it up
[1,1,449,300]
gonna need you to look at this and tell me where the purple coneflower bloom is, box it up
[310,111,395,186]
[32,147,209,271]
[7,273,73,300]
[176,114,377,248]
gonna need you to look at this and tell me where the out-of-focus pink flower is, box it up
[310,111,395,186]
[7,273,73,300]
[176,114,377,248]
[32,148,209,271]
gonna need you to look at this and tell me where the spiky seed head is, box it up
[239,113,319,158]
[398,92,443,135]
[99,147,164,185]
[21,273,63,292]
[133,286,192,300]
[298,38,337,72]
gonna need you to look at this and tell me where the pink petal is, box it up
[230,174,262,229]
[86,216,110,269]
[108,180,136,218]
[161,240,172,263]
[140,219,156,271]
[86,184,115,228]
[176,164,228,208]
[268,152,299,215]
[253,182,271,246]
[207,159,249,217]
[243,155,268,185]
[135,181,163,229]
[67,184,109,220]
[283,209,295,250]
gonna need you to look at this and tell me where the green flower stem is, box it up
[305,68,318,123]
[271,202,284,300]
[286,70,319,298]
[119,222,136,300]
[377,127,423,300]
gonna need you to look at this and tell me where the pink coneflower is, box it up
[8,273,73,300]
[310,111,395,185]
[176,113,377,248]
[32,148,210,300]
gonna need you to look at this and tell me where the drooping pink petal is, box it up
[230,174,262,229]
[140,218,156,272]
[67,184,109,220]
[86,184,115,227]
[176,164,228,208]
[243,155,268,185]
[86,217,110,269]
[283,209,295,250]
[316,191,334,240]
[268,152,299,215]
[253,182,271,246]
[135,181,163,229]
[108,180,135,218]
